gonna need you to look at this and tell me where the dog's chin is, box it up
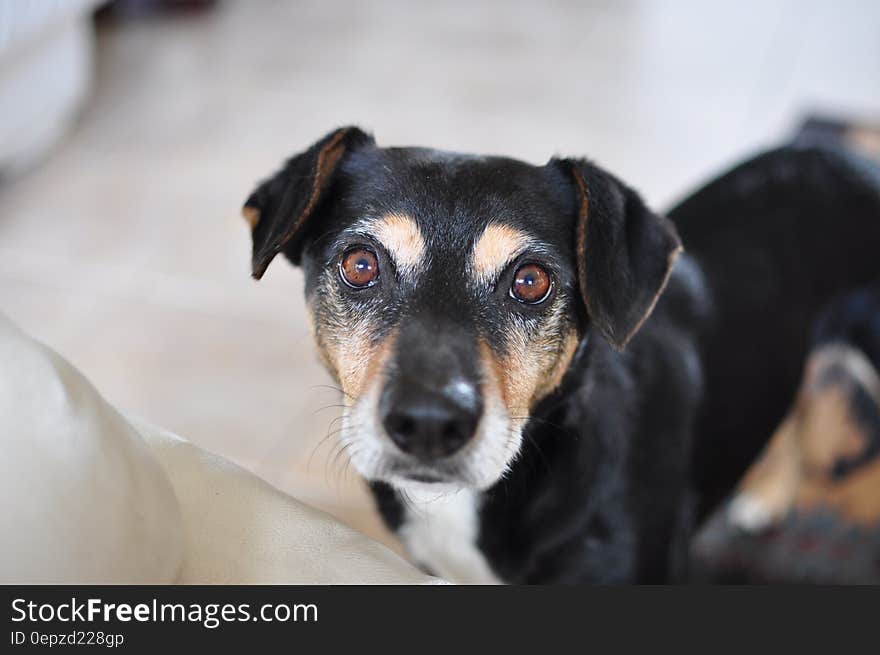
[362,452,511,493]
[341,428,523,492]
[382,458,478,493]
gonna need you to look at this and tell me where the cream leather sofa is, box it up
[0,313,441,584]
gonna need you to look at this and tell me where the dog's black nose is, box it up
[381,388,480,460]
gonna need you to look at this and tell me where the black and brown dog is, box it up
[693,284,880,583]
[242,127,880,583]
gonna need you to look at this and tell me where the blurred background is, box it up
[1,0,879,549]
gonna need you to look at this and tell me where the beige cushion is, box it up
[0,312,441,584]
[135,420,439,584]
[0,313,183,583]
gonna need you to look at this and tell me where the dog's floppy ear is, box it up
[242,126,374,279]
[551,158,683,350]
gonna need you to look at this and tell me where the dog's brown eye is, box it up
[510,263,552,304]
[339,247,379,288]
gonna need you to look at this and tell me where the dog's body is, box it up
[243,130,880,583]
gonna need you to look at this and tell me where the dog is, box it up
[693,284,880,583]
[670,145,880,521]
[242,127,880,583]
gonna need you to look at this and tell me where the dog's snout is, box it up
[381,387,480,460]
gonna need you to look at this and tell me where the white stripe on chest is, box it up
[398,488,502,584]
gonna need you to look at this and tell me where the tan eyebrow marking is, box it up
[471,223,531,285]
[370,212,426,278]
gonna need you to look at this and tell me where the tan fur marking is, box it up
[798,385,869,475]
[242,206,260,229]
[319,325,397,399]
[309,277,397,399]
[531,330,580,404]
[359,329,398,399]
[480,340,510,408]
[306,305,336,376]
[735,344,880,528]
[795,459,880,525]
[471,224,530,285]
[479,326,579,418]
[372,213,426,277]
[736,413,803,525]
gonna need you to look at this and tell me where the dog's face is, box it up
[243,127,681,491]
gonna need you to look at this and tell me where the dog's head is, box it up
[243,126,681,491]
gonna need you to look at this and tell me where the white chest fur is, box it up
[398,488,502,584]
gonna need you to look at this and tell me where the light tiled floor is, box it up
[1,0,879,548]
